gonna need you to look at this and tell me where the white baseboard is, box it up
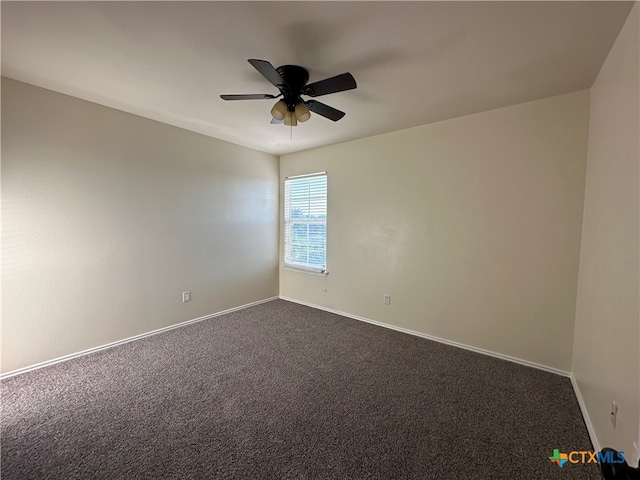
[569,374,600,452]
[279,296,571,378]
[1,296,279,380]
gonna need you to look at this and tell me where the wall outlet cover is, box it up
[610,401,618,428]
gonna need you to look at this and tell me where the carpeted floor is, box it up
[1,300,600,479]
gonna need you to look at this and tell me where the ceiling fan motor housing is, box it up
[276,65,309,110]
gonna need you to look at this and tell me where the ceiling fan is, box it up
[220,59,357,126]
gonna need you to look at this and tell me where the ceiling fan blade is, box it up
[220,94,277,100]
[271,118,284,124]
[304,73,357,97]
[248,59,290,89]
[305,100,346,122]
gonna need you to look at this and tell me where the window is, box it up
[284,173,327,273]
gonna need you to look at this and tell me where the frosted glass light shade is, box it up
[295,103,311,122]
[270,100,288,121]
[284,111,297,126]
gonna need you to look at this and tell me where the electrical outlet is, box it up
[610,401,618,428]
[182,291,191,303]
[383,294,391,305]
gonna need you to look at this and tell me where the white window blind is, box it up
[284,173,327,272]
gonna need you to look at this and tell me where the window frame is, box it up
[283,172,328,275]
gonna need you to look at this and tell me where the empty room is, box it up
[1,1,638,479]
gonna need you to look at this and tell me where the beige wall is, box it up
[1,78,279,373]
[573,4,639,460]
[280,90,590,372]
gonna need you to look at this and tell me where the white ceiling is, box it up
[1,1,634,156]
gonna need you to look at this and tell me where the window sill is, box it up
[282,266,329,277]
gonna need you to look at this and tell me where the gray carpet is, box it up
[2,299,600,479]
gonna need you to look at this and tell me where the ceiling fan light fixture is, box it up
[295,102,311,122]
[284,110,297,126]
[270,100,287,121]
